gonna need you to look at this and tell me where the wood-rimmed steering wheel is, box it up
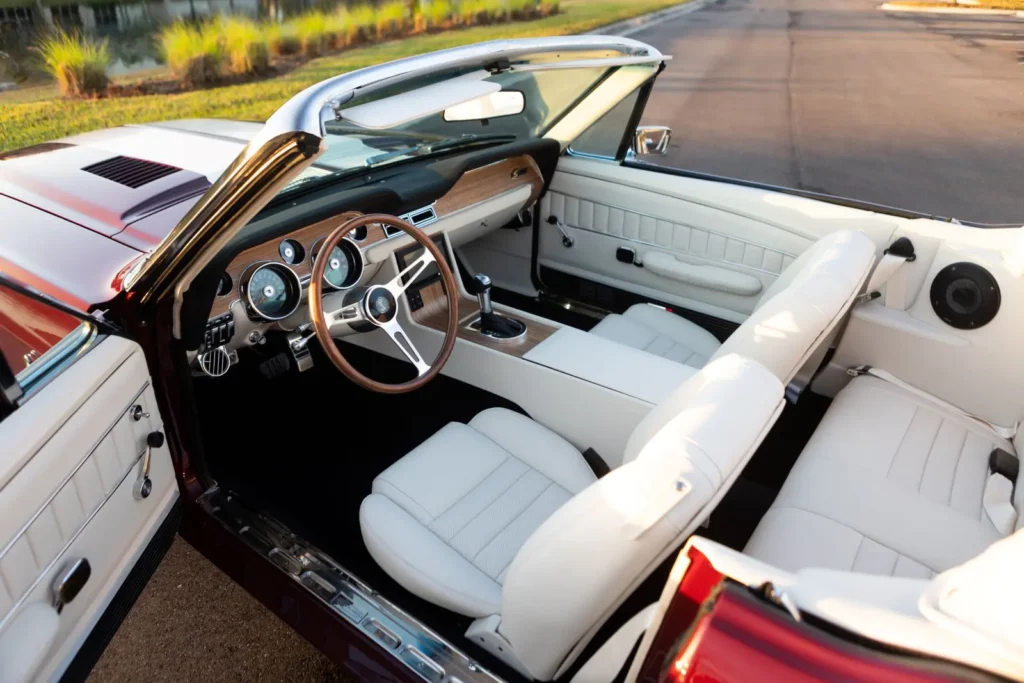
[308,213,459,394]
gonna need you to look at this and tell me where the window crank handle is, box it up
[547,216,574,248]
[133,431,164,500]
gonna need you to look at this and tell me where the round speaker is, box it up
[930,262,1000,330]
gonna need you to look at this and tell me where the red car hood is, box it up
[0,120,260,309]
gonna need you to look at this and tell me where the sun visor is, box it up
[339,71,501,129]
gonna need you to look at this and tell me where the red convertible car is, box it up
[0,35,1021,683]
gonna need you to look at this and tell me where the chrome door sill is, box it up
[198,487,502,683]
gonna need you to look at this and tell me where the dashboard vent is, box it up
[389,205,438,237]
[82,155,181,188]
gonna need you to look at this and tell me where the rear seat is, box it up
[746,373,1021,578]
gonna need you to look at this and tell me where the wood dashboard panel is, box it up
[414,281,555,358]
[210,154,544,319]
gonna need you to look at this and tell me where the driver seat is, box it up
[359,354,785,680]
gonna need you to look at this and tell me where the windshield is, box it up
[278,65,611,197]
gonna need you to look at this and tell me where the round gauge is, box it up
[311,238,362,290]
[350,225,367,241]
[216,272,233,297]
[279,239,305,265]
[243,263,301,321]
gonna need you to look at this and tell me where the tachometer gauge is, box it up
[311,238,362,290]
[243,263,301,321]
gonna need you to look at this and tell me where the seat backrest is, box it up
[711,230,876,386]
[499,354,785,680]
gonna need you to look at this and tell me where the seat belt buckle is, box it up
[846,365,871,378]
[856,291,881,305]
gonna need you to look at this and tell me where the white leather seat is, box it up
[360,408,596,617]
[746,374,1022,578]
[591,230,877,385]
[360,355,785,680]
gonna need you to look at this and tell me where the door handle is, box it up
[52,558,91,614]
[133,431,164,500]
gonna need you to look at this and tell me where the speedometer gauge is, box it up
[323,245,350,288]
[243,263,301,321]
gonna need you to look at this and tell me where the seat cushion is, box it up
[359,407,596,617]
[745,375,1016,578]
[590,304,721,368]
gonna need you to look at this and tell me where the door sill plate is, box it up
[199,487,501,683]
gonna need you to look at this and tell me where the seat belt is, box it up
[848,366,1021,534]
[859,237,916,309]
[847,366,1019,440]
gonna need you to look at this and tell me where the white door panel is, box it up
[538,157,897,321]
[0,335,177,682]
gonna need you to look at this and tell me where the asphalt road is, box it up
[635,0,1024,224]
[87,2,1024,681]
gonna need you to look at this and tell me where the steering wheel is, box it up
[308,213,459,394]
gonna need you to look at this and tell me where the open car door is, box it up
[0,276,179,682]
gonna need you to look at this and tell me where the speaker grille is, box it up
[930,262,1000,329]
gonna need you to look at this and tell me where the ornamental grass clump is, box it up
[375,0,409,38]
[218,17,269,76]
[293,11,330,58]
[506,0,539,20]
[456,0,502,25]
[160,22,222,88]
[326,9,359,50]
[420,0,454,28]
[37,30,110,97]
[264,22,300,57]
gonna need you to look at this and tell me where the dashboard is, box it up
[196,151,550,368]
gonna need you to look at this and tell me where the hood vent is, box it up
[82,155,181,189]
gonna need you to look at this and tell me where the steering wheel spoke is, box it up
[386,250,436,297]
[381,319,431,377]
[325,300,364,327]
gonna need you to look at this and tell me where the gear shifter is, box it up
[468,273,526,340]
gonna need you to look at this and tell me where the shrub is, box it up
[349,4,376,37]
[506,0,538,19]
[37,30,110,97]
[160,22,222,88]
[421,0,454,28]
[375,0,408,38]
[264,23,300,57]
[293,11,330,58]
[217,17,269,76]
[539,0,559,16]
[456,0,502,25]
[326,9,358,49]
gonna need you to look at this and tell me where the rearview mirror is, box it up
[631,125,672,156]
[444,91,525,122]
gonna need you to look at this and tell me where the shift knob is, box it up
[471,273,493,314]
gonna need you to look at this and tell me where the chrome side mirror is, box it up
[631,125,672,156]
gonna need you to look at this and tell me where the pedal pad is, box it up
[258,352,291,380]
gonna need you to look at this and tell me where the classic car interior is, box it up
[4,37,1021,683]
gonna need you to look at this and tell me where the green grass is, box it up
[36,31,111,97]
[0,0,685,153]
[218,17,270,76]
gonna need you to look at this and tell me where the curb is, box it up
[879,2,1024,16]
[592,0,716,36]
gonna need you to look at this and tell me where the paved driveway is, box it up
[634,0,1024,224]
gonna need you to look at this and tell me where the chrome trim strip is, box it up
[200,489,502,683]
[17,323,98,399]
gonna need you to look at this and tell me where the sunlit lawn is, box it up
[0,0,684,153]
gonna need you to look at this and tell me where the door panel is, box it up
[0,335,177,682]
[538,157,895,322]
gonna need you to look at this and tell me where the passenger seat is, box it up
[591,230,876,385]
[746,372,1021,577]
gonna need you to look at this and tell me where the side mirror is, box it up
[631,125,672,156]
[443,91,525,122]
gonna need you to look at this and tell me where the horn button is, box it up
[365,287,398,325]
